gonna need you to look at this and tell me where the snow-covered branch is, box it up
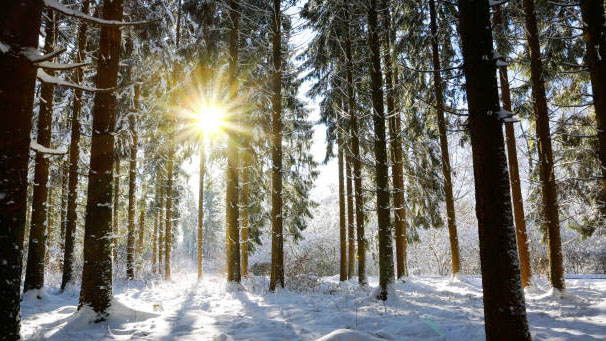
[37,69,114,93]
[22,47,66,63]
[44,0,160,27]
[36,61,89,71]
[30,142,67,155]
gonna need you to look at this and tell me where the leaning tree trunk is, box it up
[382,0,407,279]
[79,0,123,317]
[457,0,531,339]
[345,3,366,285]
[226,0,241,283]
[61,0,89,291]
[522,0,565,291]
[0,0,44,337]
[493,5,532,288]
[367,0,395,300]
[198,146,205,279]
[429,0,461,276]
[126,114,138,280]
[338,110,348,282]
[269,0,285,291]
[24,11,56,293]
[580,0,606,227]
[345,154,355,279]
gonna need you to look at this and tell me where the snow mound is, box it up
[315,329,381,341]
[61,299,159,331]
[22,288,52,305]
[531,288,586,303]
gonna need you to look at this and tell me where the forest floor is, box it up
[20,272,606,340]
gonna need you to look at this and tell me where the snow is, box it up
[30,141,67,155]
[37,69,111,93]
[44,1,158,27]
[20,272,606,340]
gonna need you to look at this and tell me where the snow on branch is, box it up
[37,69,114,93]
[36,61,89,71]
[44,0,161,27]
[30,142,67,155]
[22,47,66,63]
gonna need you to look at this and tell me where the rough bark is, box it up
[345,3,366,285]
[338,112,348,281]
[158,174,165,274]
[79,0,123,317]
[368,0,395,300]
[580,0,606,224]
[198,146,205,279]
[493,5,533,288]
[0,1,43,336]
[382,0,407,279]
[522,0,565,291]
[429,0,461,276]
[226,0,241,283]
[61,1,89,292]
[457,0,531,339]
[345,155,355,278]
[24,11,57,293]
[269,0,285,291]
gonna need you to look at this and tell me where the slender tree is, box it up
[113,159,121,262]
[457,0,531,338]
[241,138,250,278]
[493,4,532,288]
[270,0,285,291]
[338,106,348,281]
[0,0,44,336]
[198,144,205,279]
[367,0,395,300]
[126,110,138,280]
[152,177,160,272]
[522,0,565,291]
[345,155,355,278]
[79,0,124,316]
[429,0,461,276]
[24,11,57,293]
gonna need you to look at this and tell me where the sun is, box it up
[195,102,225,134]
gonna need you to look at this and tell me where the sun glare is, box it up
[195,102,225,134]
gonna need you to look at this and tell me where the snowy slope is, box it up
[21,273,606,340]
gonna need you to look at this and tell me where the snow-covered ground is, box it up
[21,273,606,340]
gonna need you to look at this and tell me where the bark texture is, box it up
[458,0,531,339]
[338,115,348,281]
[345,155,355,278]
[126,114,138,280]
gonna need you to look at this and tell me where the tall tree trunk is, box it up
[345,3,366,285]
[0,1,43,336]
[46,178,55,267]
[164,146,174,280]
[457,0,531,339]
[241,139,250,277]
[346,155,355,278]
[269,0,285,291]
[493,5,532,288]
[522,0,565,291]
[126,115,138,280]
[158,174,165,274]
[113,160,121,262]
[24,11,56,293]
[338,109,348,282]
[580,0,606,225]
[382,0,407,279]
[136,200,145,275]
[79,0,123,317]
[367,0,395,300]
[152,177,159,273]
[198,146,205,279]
[59,158,69,258]
[429,0,461,276]
[61,0,89,291]
[226,0,241,283]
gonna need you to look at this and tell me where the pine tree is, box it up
[126,103,138,280]
[0,0,44,337]
[457,0,531,338]
[79,0,124,317]
[338,105,348,281]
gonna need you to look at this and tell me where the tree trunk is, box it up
[457,0,531,339]
[61,0,89,291]
[152,179,159,273]
[46,177,55,267]
[126,115,138,280]
[199,146,205,279]
[226,0,241,283]
[165,145,174,280]
[429,0,461,276]
[382,0,407,279]
[522,0,565,291]
[59,158,69,258]
[345,3,366,285]
[79,0,123,317]
[113,160,121,262]
[158,174,165,274]
[269,0,284,291]
[580,0,606,226]
[338,110,348,282]
[24,11,56,293]
[493,5,533,288]
[0,1,43,336]
[136,200,145,275]
[367,0,395,300]
[241,139,250,278]
[345,155,355,279]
